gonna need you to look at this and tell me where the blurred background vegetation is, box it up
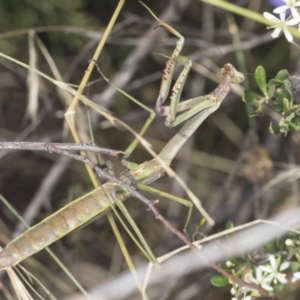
[0,0,299,299]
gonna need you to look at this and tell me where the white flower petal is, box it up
[291,7,300,22]
[292,272,300,282]
[280,261,290,271]
[265,274,274,283]
[258,265,273,273]
[273,6,289,14]
[286,17,300,25]
[276,273,288,284]
[256,268,263,280]
[279,11,287,21]
[283,27,294,41]
[261,283,273,291]
[264,12,280,22]
[226,260,234,267]
[269,255,277,269]
[271,27,283,38]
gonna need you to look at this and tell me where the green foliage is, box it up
[210,275,229,287]
[225,220,234,238]
[273,283,285,294]
[225,219,234,230]
[0,0,92,29]
[264,241,277,253]
[243,66,299,135]
[290,262,300,273]
[212,228,300,299]
[0,0,96,59]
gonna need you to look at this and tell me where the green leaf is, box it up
[289,116,300,131]
[268,78,285,87]
[230,257,245,265]
[289,231,298,239]
[277,237,285,250]
[255,66,268,97]
[210,275,229,287]
[276,89,292,103]
[271,101,283,112]
[267,84,276,99]
[282,78,292,90]
[290,262,300,273]
[286,112,295,122]
[219,261,230,269]
[269,123,281,135]
[273,283,285,293]
[294,105,300,115]
[275,69,289,81]
[225,220,234,238]
[225,220,234,230]
[282,98,291,114]
[243,90,263,104]
[264,241,277,253]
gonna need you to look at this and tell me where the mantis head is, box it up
[220,63,245,84]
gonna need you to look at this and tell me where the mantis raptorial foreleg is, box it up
[139,2,245,228]
[140,2,244,128]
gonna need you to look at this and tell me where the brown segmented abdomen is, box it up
[0,183,123,269]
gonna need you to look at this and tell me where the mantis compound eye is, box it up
[220,63,233,79]
[219,63,244,84]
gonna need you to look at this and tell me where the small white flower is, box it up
[258,255,289,284]
[273,0,300,22]
[263,11,299,42]
[230,279,263,299]
[230,286,237,295]
[226,260,235,267]
[292,272,300,282]
[249,268,273,291]
[285,238,294,246]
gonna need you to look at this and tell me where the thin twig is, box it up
[0,108,48,161]
[0,142,124,157]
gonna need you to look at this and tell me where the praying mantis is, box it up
[0,2,244,279]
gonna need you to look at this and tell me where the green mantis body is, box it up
[0,4,244,270]
[0,65,243,270]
